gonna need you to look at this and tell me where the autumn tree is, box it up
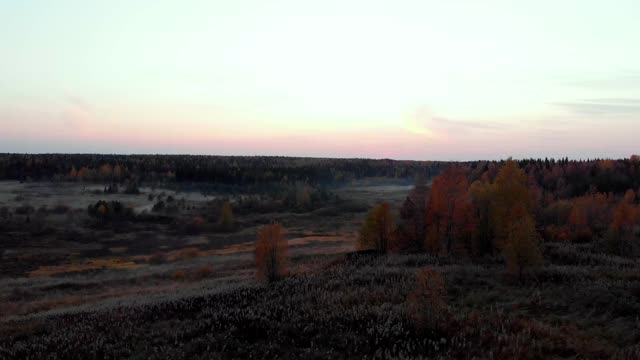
[99,164,112,180]
[113,164,123,180]
[469,174,495,255]
[607,190,639,255]
[492,159,543,278]
[69,166,78,180]
[219,200,234,230]
[295,183,312,209]
[398,176,429,252]
[503,215,543,281]
[425,167,477,255]
[359,202,394,253]
[491,159,532,249]
[255,223,288,282]
[567,204,592,242]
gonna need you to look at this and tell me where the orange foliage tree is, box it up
[492,159,543,277]
[425,167,477,255]
[567,205,592,242]
[255,223,288,282]
[358,202,394,253]
[607,190,639,254]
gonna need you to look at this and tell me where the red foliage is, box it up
[426,167,477,255]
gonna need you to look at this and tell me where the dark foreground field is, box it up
[2,241,640,360]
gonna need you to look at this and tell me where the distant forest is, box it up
[0,154,638,199]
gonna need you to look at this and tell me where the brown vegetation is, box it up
[255,223,288,282]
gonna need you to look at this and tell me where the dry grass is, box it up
[29,258,144,278]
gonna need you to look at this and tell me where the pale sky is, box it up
[1,0,639,160]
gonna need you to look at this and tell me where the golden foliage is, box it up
[491,159,532,249]
[503,215,543,280]
[358,202,394,253]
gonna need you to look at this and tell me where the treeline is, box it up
[0,154,444,186]
[361,156,640,280]
[2,154,638,193]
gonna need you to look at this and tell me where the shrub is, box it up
[87,200,134,221]
[172,270,187,281]
[194,265,213,279]
[0,206,9,219]
[255,223,288,282]
[218,201,234,230]
[405,267,449,332]
[152,200,165,212]
[124,181,140,195]
[148,252,168,264]
[175,247,200,260]
[15,204,35,215]
[51,204,71,214]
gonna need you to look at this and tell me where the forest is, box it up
[1,154,640,359]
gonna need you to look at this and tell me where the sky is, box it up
[1,0,639,160]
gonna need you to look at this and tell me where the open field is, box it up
[0,179,409,321]
[2,244,640,359]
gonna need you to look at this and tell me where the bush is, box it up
[172,270,187,281]
[175,247,200,261]
[15,205,35,215]
[152,200,165,213]
[405,267,449,332]
[124,181,140,195]
[255,223,288,282]
[87,200,134,221]
[148,252,168,264]
[218,201,234,231]
[194,265,213,279]
[51,204,71,214]
[0,206,9,219]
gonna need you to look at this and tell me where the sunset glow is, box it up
[1,1,639,159]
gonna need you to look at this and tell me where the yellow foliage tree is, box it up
[491,159,543,279]
[358,202,394,253]
[491,159,532,249]
[503,215,543,281]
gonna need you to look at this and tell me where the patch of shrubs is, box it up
[14,204,35,215]
[87,200,134,221]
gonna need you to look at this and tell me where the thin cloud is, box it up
[405,107,508,137]
[553,98,640,116]
[60,97,96,129]
[556,70,640,90]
